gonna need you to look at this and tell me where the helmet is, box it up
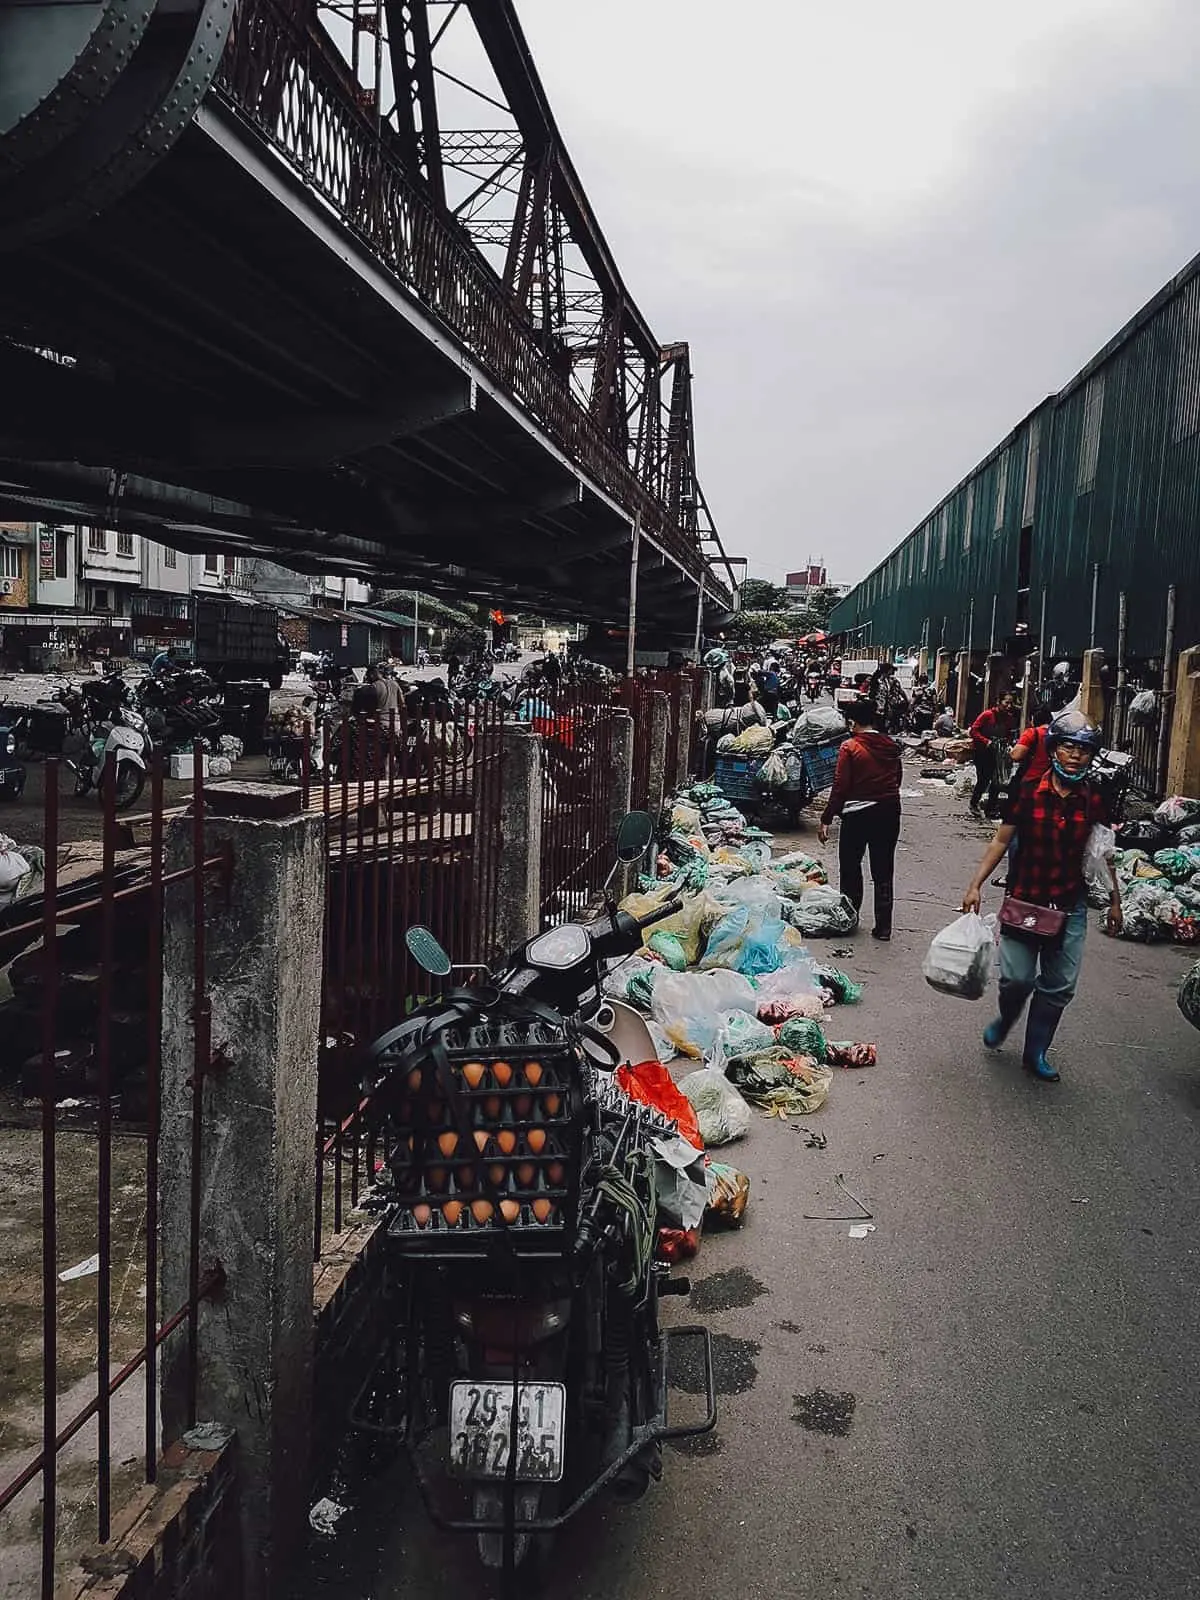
[1052,661,1071,680]
[1047,709,1102,752]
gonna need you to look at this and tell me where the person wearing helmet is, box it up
[1047,660,1076,713]
[961,711,1122,1081]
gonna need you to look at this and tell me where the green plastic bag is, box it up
[775,1016,828,1063]
[814,965,863,1004]
[647,931,688,971]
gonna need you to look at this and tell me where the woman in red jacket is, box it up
[817,698,903,940]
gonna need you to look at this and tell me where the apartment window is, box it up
[1022,418,1041,526]
[116,530,134,557]
[204,554,219,576]
[1,544,20,579]
[962,482,975,552]
[93,586,111,611]
[1077,372,1104,493]
[55,531,69,579]
[164,545,177,568]
[88,527,107,553]
[993,449,1009,531]
[223,554,235,576]
[922,522,931,573]
[937,508,948,561]
[1173,285,1200,441]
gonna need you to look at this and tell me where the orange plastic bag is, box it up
[616,1060,704,1150]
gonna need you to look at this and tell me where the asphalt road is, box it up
[293,780,1200,1600]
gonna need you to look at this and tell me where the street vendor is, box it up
[961,711,1121,1082]
[968,693,1016,814]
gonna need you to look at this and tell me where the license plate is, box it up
[449,1380,566,1482]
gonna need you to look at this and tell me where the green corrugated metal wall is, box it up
[830,251,1200,663]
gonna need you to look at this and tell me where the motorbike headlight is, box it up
[526,925,591,970]
[3,733,13,757]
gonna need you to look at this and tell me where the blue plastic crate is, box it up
[799,739,843,794]
[713,754,762,801]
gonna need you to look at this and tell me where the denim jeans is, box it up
[997,898,1088,1014]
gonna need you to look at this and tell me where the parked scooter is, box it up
[67,702,150,809]
[357,813,715,1582]
[0,715,26,801]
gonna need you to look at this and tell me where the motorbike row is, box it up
[1,665,228,810]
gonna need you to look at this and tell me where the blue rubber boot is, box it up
[983,984,1030,1050]
[1022,993,1063,1082]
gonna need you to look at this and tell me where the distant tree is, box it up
[738,578,791,613]
[805,587,842,628]
[724,610,795,650]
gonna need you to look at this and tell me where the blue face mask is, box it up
[1050,751,1091,785]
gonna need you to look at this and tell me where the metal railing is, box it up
[1105,679,1165,799]
[308,705,506,1251]
[213,0,715,582]
[536,686,621,925]
[0,751,226,1598]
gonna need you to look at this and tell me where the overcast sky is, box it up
[516,0,1200,588]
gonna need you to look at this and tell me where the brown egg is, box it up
[514,1094,532,1118]
[471,1199,494,1224]
[526,1128,546,1154]
[516,1162,536,1188]
[543,1093,562,1116]
[461,1061,486,1089]
[442,1201,463,1226]
[524,1061,544,1087]
[457,1165,476,1188]
[547,1162,565,1186]
[497,1129,517,1155]
[412,1204,431,1227]
[492,1061,513,1087]
[473,1130,490,1153]
[427,1165,447,1191]
[437,1131,459,1158]
[484,1095,502,1120]
[407,1068,423,1092]
[488,1164,506,1187]
[428,1099,445,1122]
[532,1198,553,1223]
[500,1199,521,1223]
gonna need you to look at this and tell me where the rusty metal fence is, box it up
[0,750,226,1598]
[310,705,506,1251]
[536,686,622,925]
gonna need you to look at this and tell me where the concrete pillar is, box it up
[934,648,952,704]
[917,646,930,680]
[982,652,1004,708]
[698,669,715,715]
[1020,658,1035,731]
[674,674,695,786]
[607,711,636,898]
[160,800,325,1600]
[495,723,543,951]
[1080,648,1106,726]
[1167,645,1200,799]
[954,649,971,727]
[647,689,671,819]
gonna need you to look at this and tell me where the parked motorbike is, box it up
[357,812,715,1582]
[67,703,149,809]
[0,715,27,801]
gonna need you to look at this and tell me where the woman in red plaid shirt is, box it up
[962,712,1122,1081]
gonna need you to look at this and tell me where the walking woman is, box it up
[818,698,902,940]
[961,712,1122,1081]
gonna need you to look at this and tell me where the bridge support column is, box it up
[607,711,636,898]
[1167,646,1200,800]
[647,691,671,820]
[495,724,544,950]
[954,650,971,728]
[161,797,325,1600]
[934,648,952,706]
[1080,648,1106,727]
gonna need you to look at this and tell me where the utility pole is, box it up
[625,515,641,678]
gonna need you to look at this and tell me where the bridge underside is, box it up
[0,104,723,634]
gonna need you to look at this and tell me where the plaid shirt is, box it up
[1003,771,1108,906]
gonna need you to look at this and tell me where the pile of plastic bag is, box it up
[1113,796,1200,943]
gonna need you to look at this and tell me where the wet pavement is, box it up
[292,780,1200,1600]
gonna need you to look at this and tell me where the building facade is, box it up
[829,249,1200,669]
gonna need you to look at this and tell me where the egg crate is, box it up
[384,1032,583,1256]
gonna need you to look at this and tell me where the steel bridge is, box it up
[0,0,734,635]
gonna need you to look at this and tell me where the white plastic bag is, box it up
[1083,824,1117,896]
[792,704,846,746]
[649,968,758,1058]
[757,749,789,790]
[783,884,859,937]
[678,1067,753,1146]
[709,1009,776,1068]
[922,911,996,999]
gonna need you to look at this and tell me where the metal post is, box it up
[625,515,641,679]
[988,594,997,654]
[1155,584,1177,797]
[1114,590,1128,748]
[693,571,705,660]
[966,597,974,659]
[1037,588,1048,690]
[1089,562,1100,648]
[412,591,419,668]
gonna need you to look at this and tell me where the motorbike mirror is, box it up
[404,925,452,977]
[615,810,654,862]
